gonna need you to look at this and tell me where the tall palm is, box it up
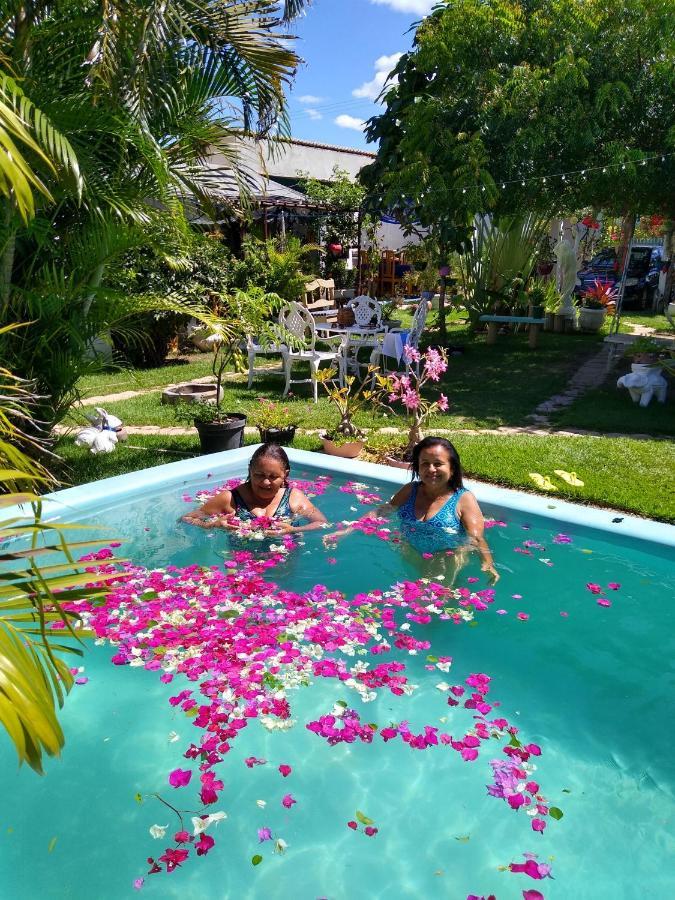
[0,0,312,424]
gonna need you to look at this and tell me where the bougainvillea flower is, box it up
[168,768,192,788]
[149,824,168,839]
[158,847,189,872]
[531,818,546,832]
[607,582,621,590]
[347,821,358,830]
[509,858,552,879]
[522,891,544,900]
[364,826,378,836]
[586,583,603,594]
[597,598,612,608]
[278,764,292,777]
[174,831,192,844]
[258,828,273,843]
[195,834,215,856]
[132,878,144,890]
[517,612,529,621]
[281,794,296,809]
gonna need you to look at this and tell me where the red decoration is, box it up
[327,243,343,256]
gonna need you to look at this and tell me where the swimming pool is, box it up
[1,448,673,900]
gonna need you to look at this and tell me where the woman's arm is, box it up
[323,483,412,546]
[457,492,500,583]
[279,489,328,533]
[181,491,235,528]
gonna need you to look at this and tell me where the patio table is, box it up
[315,324,389,375]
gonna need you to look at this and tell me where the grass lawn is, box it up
[71,328,606,432]
[54,431,675,522]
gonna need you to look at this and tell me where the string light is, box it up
[484,151,673,192]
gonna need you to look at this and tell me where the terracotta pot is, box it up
[321,436,364,458]
[383,454,411,470]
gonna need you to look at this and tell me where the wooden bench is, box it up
[479,314,546,349]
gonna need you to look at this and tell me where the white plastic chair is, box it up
[370,298,429,376]
[347,295,382,328]
[280,302,344,402]
[246,307,288,389]
[342,295,386,377]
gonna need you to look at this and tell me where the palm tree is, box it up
[0,0,312,424]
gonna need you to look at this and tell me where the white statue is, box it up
[617,364,668,407]
[554,227,579,320]
[75,407,127,454]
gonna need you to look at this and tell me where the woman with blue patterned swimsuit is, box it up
[390,437,498,583]
[181,443,327,534]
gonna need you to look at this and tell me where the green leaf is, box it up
[454,834,470,842]
[135,792,143,804]
[549,806,564,820]
[335,700,348,708]
[426,654,438,663]
[355,810,374,826]
[508,734,522,748]
[251,854,263,866]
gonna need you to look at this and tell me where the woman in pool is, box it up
[181,443,327,534]
[327,437,498,583]
[391,437,498,582]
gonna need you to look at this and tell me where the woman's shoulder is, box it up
[390,482,414,507]
[288,486,310,509]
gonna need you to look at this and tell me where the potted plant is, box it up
[315,366,388,458]
[178,288,287,453]
[623,336,663,366]
[527,284,546,319]
[249,398,299,445]
[578,280,617,332]
[382,346,450,466]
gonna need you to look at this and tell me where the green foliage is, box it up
[300,165,365,250]
[457,214,551,325]
[0,0,311,428]
[362,0,674,223]
[0,343,118,772]
[233,236,315,301]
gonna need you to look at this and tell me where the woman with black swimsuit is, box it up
[181,443,327,535]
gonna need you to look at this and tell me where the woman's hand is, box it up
[481,561,500,584]
[265,521,294,536]
[322,528,351,548]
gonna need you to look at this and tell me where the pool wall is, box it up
[4,445,674,549]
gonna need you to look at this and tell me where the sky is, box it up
[284,0,436,151]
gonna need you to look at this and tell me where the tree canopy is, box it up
[361,0,675,224]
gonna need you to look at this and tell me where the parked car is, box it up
[575,245,663,308]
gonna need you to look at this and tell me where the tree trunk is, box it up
[438,273,447,342]
[0,199,17,314]
[404,417,423,457]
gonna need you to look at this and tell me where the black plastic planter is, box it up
[195,414,247,454]
[257,425,296,446]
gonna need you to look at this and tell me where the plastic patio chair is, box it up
[280,302,345,402]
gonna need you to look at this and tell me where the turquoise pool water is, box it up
[1,455,673,900]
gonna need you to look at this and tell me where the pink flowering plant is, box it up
[386,345,450,459]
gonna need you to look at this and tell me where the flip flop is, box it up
[554,470,585,487]
[529,473,558,491]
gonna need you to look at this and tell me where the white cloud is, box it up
[298,94,325,105]
[305,109,323,120]
[369,0,435,14]
[334,114,366,132]
[353,52,403,101]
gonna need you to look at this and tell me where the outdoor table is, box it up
[315,324,389,375]
[479,314,545,349]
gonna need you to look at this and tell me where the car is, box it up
[574,245,663,308]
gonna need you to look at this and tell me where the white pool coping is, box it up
[3,445,674,549]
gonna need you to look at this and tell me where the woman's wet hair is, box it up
[411,436,464,491]
[247,443,291,484]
